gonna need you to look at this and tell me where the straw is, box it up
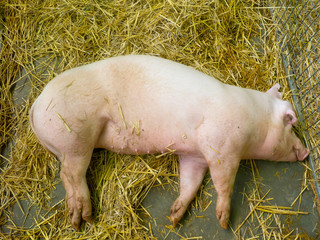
[0,0,317,239]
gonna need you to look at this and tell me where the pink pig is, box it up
[29,55,309,230]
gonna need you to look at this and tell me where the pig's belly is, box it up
[96,120,199,156]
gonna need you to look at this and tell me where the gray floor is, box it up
[140,160,320,239]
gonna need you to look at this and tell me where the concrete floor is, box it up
[1,57,319,239]
[140,160,320,239]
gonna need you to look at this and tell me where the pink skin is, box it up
[29,55,309,230]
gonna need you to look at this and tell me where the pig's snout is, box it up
[294,145,309,161]
[272,137,309,162]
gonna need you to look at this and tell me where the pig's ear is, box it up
[266,83,282,99]
[283,110,297,126]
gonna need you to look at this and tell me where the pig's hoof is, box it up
[83,214,92,223]
[71,213,82,230]
[170,216,178,228]
[216,210,229,229]
[69,212,92,231]
[69,208,92,230]
[67,194,92,230]
[68,206,82,230]
[170,199,187,227]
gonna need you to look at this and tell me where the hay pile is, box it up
[0,0,317,239]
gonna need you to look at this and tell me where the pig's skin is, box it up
[29,55,309,230]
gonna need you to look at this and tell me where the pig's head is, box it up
[270,109,309,162]
[266,84,309,162]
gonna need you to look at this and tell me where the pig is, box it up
[29,55,309,230]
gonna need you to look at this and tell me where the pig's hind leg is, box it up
[59,150,93,230]
[170,155,208,227]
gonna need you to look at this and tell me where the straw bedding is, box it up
[0,0,317,239]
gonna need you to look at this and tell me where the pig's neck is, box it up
[242,99,281,160]
[244,124,280,160]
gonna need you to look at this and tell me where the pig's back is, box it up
[36,55,224,110]
[99,55,224,98]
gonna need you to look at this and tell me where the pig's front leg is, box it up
[170,155,208,227]
[60,151,93,230]
[207,155,240,229]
